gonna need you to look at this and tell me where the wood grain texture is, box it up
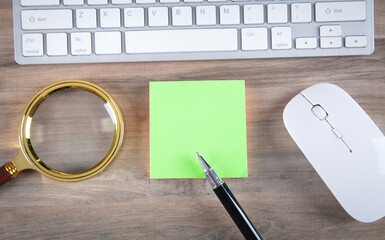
[0,0,384,239]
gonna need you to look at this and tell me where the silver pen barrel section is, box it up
[197,153,223,189]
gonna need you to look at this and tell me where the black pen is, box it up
[197,153,263,240]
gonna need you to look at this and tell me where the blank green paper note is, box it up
[150,80,248,179]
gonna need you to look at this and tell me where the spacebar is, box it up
[125,29,238,54]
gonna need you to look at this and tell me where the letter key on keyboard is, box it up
[13,0,374,64]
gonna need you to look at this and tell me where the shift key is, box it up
[315,1,366,22]
[22,10,73,30]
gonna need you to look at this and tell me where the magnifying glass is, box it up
[0,80,124,186]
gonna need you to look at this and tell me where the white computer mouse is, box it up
[283,83,385,223]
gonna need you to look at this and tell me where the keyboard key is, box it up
[271,27,292,50]
[22,34,43,56]
[268,4,288,24]
[95,32,122,54]
[196,6,216,26]
[64,0,84,5]
[184,0,203,2]
[125,29,237,53]
[208,0,226,2]
[21,10,72,30]
[291,3,311,23]
[71,32,92,55]
[320,25,341,37]
[172,7,192,26]
[76,9,97,28]
[124,8,145,27]
[241,28,268,50]
[21,0,59,6]
[112,0,133,3]
[295,37,317,49]
[161,0,180,2]
[345,36,367,48]
[315,2,366,22]
[243,5,264,24]
[220,5,240,25]
[136,0,156,4]
[320,37,342,48]
[148,7,169,27]
[100,8,121,28]
[88,0,108,5]
[47,33,68,56]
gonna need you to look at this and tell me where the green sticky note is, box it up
[150,80,247,179]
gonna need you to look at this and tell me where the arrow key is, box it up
[296,37,317,49]
[320,37,342,48]
[320,25,341,37]
[345,36,367,48]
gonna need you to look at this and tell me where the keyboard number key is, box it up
[345,36,367,48]
[22,34,43,56]
[95,32,122,54]
[76,9,97,28]
[268,4,288,24]
[100,8,121,28]
[243,5,264,24]
[271,27,292,50]
[320,37,342,48]
[71,32,92,55]
[220,5,240,25]
[124,8,145,27]
[241,28,268,50]
[47,33,68,56]
[291,3,311,23]
[196,6,216,26]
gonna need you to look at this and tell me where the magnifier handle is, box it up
[0,162,18,187]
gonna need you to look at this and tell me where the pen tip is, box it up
[196,153,211,172]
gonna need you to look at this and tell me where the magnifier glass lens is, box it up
[30,89,115,173]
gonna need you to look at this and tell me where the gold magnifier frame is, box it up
[1,80,124,184]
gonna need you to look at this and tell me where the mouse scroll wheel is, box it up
[311,104,328,120]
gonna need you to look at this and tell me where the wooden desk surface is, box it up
[0,1,384,239]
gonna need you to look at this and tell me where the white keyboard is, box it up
[13,0,374,64]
